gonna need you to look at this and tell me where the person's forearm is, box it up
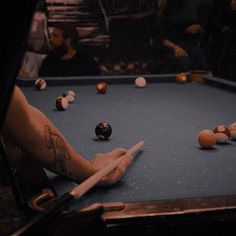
[27,105,95,181]
[162,39,177,50]
[4,87,95,182]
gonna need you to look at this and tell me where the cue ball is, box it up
[35,79,47,90]
[197,129,216,149]
[176,73,187,83]
[62,90,76,103]
[213,125,231,143]
[96,82,108,94]
[228,122,236,140]
[135,76,146,88]
[55,96,69,111]
[95,122,112,140]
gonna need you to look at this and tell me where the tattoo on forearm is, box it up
[44,126,79,180]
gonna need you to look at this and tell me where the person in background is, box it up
[39,23,100,77]
[27,0,50,53]
[207,0,236,80]
[231,0,236,10]
[18,0,49,78]
[157,0,208,73]
[18,52,47,78]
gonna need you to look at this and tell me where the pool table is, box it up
[17,74,236,234]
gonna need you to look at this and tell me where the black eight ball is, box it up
[95,122,112,140]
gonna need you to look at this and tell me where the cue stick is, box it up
[71,140,144,198]
[12,140,144,236]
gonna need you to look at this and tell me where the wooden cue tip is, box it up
[127,140,144,155]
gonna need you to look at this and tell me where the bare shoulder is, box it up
[10,86,28,109]
[4,86,29,131]
[14,85,25,98]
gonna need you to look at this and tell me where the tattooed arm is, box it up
[3,86,132,184]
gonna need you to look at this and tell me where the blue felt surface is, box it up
[21,79,236,210]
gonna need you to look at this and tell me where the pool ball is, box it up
[55,96,69,111]
[228,122,236,140]
[197,129,216,149]
[176,73,187,83]
[95,122,112,140]
[62,90,76,103]
[35,79,46,90]
[135,76,146,88]
[97,82,108,94]
[213,125,231,143]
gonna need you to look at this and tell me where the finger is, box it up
[117,154,133,174]
[183,51,188,57]
[99,154,133,185]
[177,52,182,57]
[109,148,127,158]
[119,154,133,169]
[179,49,187,57]
[112,155,133,182]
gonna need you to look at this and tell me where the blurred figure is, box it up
[18,0,49,78]
[231,0,236,10]
[27,0,50,53]
[207,0,236,80]
[157,0,208,73]
[18,52,46,78]
[39,23,100,77]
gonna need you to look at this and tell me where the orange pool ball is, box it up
[197,129,216,149]
[176,73,187,83]
[96,82,108,94]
